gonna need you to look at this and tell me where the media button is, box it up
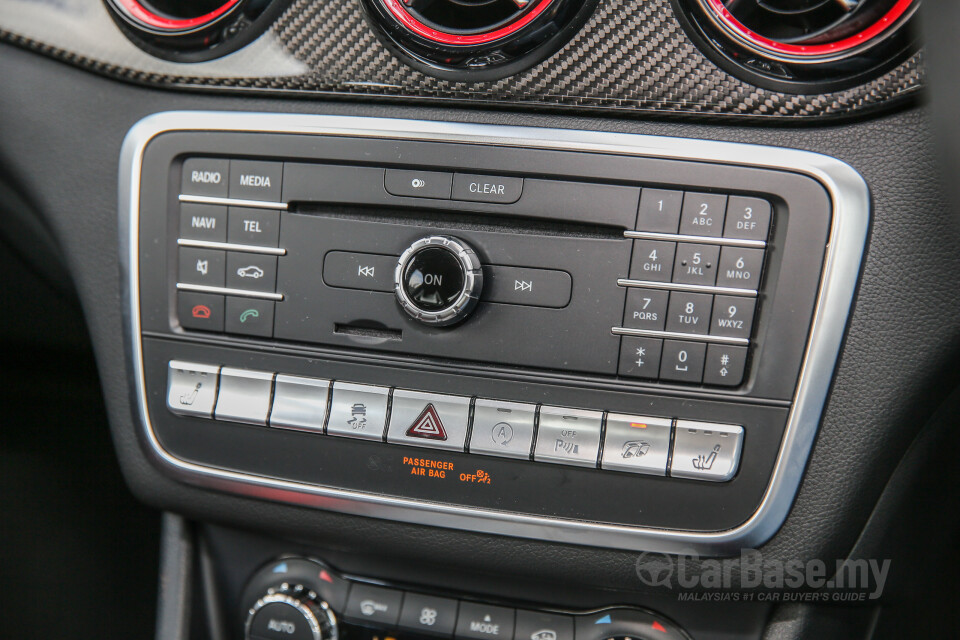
[229,160,282,202]
[385,169,453,200]
[452,173,523,204]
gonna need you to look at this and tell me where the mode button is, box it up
[453,173,523,204]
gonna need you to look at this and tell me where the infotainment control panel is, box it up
[122,113,868,553]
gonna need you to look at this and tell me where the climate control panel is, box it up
[123,112,868,553]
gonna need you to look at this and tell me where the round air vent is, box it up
[104,0,285,62]
[675,0,921,90]
[361,0,600,79]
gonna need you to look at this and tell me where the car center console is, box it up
[122,112,868,556]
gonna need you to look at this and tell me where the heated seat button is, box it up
[670,421,744,482]
[343,584,402,626]
[181,158,228,197]
[385,169,453,199]
[398,593,458,636]
[456,602,515,640]
[178,292,224,332]
[483,265,571,308]
[166,361,220,418]
[323,251,397,293]
[452,173,523,204]
[514,611,573,640]
[229,160,282,202]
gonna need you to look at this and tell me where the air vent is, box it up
[361,0,599,80]
[676,0,920,90]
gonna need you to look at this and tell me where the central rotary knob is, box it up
[395,236,483,326]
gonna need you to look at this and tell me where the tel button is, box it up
[452,173,523,204]
[456,602,515,640]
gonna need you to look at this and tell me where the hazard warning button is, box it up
[387,390,471,452]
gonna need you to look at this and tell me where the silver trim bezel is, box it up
[120,112,869,554]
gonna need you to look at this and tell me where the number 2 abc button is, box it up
[601,415,672,476]
[398,593,458,636]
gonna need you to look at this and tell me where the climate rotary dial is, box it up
[245,582,338,640]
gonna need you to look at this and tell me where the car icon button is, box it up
[226,252,277,293]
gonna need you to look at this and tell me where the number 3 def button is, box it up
[225,297,274,338]
[398,593,458,636]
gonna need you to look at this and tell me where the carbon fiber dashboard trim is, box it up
[0,0,922,120]
[121,112,869,553]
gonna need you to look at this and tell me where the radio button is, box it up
[326,382,389,440]
[270,375,330,432]
[226,252,277,293]
[166,361,220,418]
[182,158,228,197]
[214,368,274,425]
[601,414,672,476]
[660,340,706,384]
[670,421,743,482]
[179,247,225,287]
[177,291,224,332]
[724,196,771,241]
[672,243,719,286]
[617,337,662,379]
[623,288,668,331]
[452,173,523,204]
[323,251,399,293]
[456,603,515,640]
[704,344,748,386]
[665,292,713,335]
[629,239,675,282]
[469,399,536,459]
[483,265,571,308]
[636,189,683,233]
[179,203,227,242]
[224,296,274,338]
[387,390,471,452]
[385,168,453,199]
[534,407,603,468]
[679,192,727,237]
[228,160,282,202]
[716,247,764,290]
[227,207,279,247]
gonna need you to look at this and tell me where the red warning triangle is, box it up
[406,404,448,440]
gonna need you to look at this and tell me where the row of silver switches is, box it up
[166,361,743,481]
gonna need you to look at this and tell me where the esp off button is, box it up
[452,173,523,204]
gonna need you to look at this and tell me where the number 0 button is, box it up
[660,340,706,384]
